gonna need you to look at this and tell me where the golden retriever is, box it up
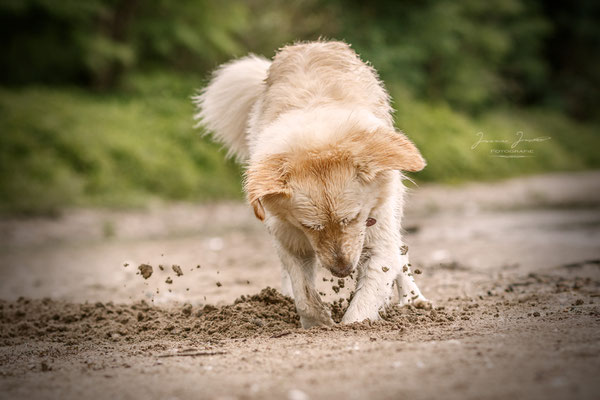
[195,41,429,327]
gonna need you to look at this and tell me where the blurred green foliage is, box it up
[0,79,243,214]
[391,87,600,182]
[1,0,599,213]
[2,0,598,116]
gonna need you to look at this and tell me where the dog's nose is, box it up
[331,266,352,278]
[330,259,353,278]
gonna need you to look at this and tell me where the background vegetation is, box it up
[1,0,599,213]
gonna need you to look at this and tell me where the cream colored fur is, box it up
[195,41,430,328]
[194,54,271,160]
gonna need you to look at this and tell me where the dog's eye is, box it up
[340,214,359,226]
[301,223,323,231]
[366,217,376,227]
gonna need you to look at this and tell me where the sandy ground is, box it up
[1,171,599,400]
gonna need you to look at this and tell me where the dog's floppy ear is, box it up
[351,127,426,181]
[244,154,290,221]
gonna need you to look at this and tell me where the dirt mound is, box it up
[195,287,300,339]
[0,288,301,345]
[1,286,464,346]
[9,271,594,347]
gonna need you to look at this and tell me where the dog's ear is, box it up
[351,127,426,181]
[244,154,290,221]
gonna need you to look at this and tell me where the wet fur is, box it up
[195,41,430,327]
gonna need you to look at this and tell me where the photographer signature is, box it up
[471,131,551,150]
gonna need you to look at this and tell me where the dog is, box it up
[194,41,430,328]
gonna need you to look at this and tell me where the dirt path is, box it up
[1,171,599,400]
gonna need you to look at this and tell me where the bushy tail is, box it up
[193,55,271,160]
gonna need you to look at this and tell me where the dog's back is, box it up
[195,41,394,160]
[257,42,393,129]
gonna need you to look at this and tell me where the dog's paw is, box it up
[300,314,334,329]
[341,314,374,325]
[399,295,432,310]
[296,298,334,328]
[341,306,380,325]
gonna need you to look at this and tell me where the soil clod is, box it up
[172,265,183,277]
[138,264,153,279]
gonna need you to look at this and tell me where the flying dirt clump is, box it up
[172,265,183,277]
[138,264,153,279]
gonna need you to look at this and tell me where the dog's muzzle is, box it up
[329,257,354,278]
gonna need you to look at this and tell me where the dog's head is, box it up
[245,126,425,278]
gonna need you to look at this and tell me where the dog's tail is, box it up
[193,55,271,160]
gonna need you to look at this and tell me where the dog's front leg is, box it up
[396,249,431,309]
[276,245,334,328]
[341,243,398,324]
[280,269,293,297]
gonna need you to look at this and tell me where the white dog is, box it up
[195,41,429,328]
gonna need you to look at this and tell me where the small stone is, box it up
[533,311,540,317]
[216,281,222,287]
[165,277,173,284]
[400,245,409,255]
[382,266,389,272]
